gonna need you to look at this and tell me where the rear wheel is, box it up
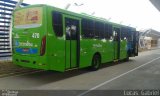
[90,54,101,71]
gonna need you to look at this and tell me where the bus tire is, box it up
[90,54,101,71]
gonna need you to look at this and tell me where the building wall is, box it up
[158,39,160,48]
[151,40,158,47]
[0,0,28,57]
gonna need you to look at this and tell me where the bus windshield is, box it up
[14,7,42,29]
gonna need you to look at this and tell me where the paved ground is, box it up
[0,49,160,96]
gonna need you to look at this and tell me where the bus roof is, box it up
[14,4,136,30]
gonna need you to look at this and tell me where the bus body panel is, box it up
[13,5,48,70]
[46,8,65,72]
[120,40,128,59]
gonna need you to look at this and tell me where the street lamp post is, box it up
[65,4,71,10]
[65,3,84,10]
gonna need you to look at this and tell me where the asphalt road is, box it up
[0,49,160,96]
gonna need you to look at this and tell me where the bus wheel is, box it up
[91,54,101,71]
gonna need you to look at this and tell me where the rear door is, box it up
[64,15,80,70]
[113,27,120,60]
[133,31,139,56]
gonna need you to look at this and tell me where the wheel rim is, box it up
[93,56,100,68]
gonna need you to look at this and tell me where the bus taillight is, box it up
[40,36,46,56]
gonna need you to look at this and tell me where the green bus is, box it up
[12,4,138,72]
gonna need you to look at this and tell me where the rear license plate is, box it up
[23,48,29,52]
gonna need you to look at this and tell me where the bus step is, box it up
[65,67,78,71]
[113,59,119,62]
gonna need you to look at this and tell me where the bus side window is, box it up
[127,28,133,41]
[95,21,104,39]
[108,24,113,39]
[105,23,109,39]
[65,18,78,40]
[98,22,105,39]
[81,19,94,38]
[52,11,63,37]
[95,21,100,39]
[121,27,127,40]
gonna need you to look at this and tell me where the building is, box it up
[139,29,160,49]
[0,0,28,57]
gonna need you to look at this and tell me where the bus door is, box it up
[113,27,120,60]
[133,31,139,56]
[64,16,80,70]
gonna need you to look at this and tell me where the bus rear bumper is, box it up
[13,54,48,70]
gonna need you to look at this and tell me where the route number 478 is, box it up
[32,33,40,38]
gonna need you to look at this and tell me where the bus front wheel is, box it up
[90,54,101,71]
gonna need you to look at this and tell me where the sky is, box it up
[21,0,160,31]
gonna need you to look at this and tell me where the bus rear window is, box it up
[14,7,42,29]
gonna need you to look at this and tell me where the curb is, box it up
[0,70,44,78]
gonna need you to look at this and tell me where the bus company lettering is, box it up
[19,41,33,47]
[93,44,102,48]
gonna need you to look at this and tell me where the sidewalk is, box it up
[138,47,160,52]
[0,60,38,77]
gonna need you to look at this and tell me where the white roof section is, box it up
[140,29,160,39]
